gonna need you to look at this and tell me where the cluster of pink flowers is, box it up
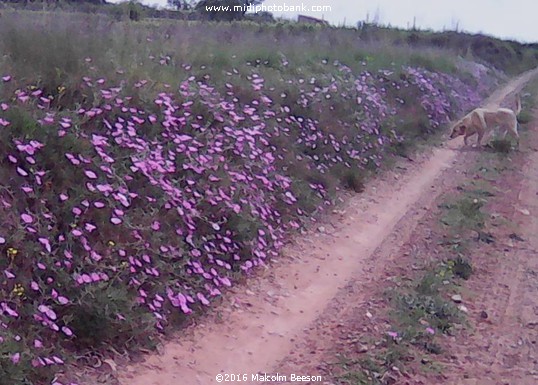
[0,59,497,384]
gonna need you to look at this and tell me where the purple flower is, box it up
[21,213,33,224]
[387,331,398,339]
[11,353,20,364]
[84,170,98,179]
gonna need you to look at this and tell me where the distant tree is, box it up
[128,0,140,21]
[246,10,274,23]
[195,0,264,21]
[167,0,196,10]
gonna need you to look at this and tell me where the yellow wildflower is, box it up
[7,247,18,259]
[12,284,24,297]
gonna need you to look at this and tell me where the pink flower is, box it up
[11,353,20,364]
[21,186,33,193]
[197,293,210,305]
[38,304,57,320]
[426,327,435,335]
[52,356,64,364]
[38,237,52,253]
[387,331,398,339]
[84,223,97,232]
[21,213,33,224]
[81,274,92,283]
[84,170,98,179]
[4,270,15,279]
[16,167,28,177]
[2,303,18,317]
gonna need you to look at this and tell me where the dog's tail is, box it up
[513,93,522,116]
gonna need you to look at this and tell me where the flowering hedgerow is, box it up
[0,60,498,384]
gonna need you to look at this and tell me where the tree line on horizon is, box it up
[0,0,267,21]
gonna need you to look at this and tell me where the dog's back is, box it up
[482,108,516,127]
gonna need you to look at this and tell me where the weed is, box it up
[517,110,533,124]
[488,139,513,153]
[440,196,485,231]
[447,256,473,280]
[340,169,367,193]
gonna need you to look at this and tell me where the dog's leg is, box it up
[476,131,484,146]
[513,121,520,150]
[474,110,487,146]
[503,119,520,150]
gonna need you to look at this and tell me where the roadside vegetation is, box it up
[0,6,537,384]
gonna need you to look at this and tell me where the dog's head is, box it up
[449,122,467,139]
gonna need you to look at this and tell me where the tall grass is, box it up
[0,12,477,99]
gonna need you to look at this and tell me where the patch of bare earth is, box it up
[81,70,538,385]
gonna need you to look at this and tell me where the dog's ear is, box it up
[449,124,459,138]
[450,124,465,138]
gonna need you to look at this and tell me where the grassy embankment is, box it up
[0,9,537,384]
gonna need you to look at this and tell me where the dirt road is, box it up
[107,69,538,385]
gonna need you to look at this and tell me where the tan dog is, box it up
[449,94,521,148]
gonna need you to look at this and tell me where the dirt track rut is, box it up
[108,68,538,385]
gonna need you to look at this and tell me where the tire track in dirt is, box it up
[105,69,538,385]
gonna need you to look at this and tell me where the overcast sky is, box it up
[116,0,537,43]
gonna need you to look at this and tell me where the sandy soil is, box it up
[85,68,538,385]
